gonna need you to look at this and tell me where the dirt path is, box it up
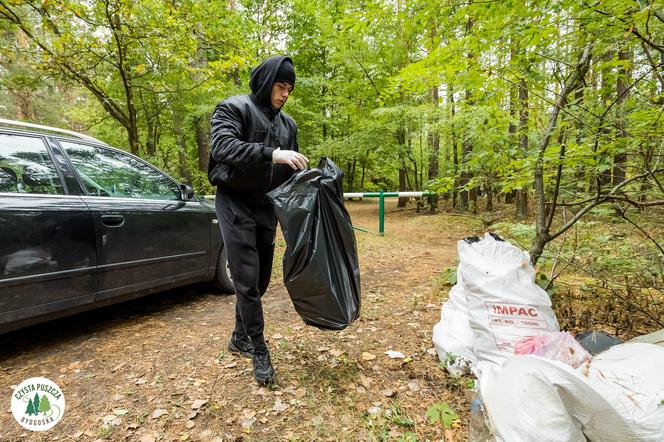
[1,200,480,441]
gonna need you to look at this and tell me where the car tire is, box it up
[212,246,234,294]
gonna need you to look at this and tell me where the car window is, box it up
[60,141,180,200]
[0,133,65,195]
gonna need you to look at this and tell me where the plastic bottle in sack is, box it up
[469,390,494,442]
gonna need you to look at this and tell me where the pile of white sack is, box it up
[432,233,664,442]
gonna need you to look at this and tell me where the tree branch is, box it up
[548,167,664,242]
[531,44,592,263]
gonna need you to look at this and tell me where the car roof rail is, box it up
[0,118,108,145]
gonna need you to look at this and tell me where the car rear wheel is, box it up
[212,246,234,294]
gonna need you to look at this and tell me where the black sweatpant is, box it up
[215,190,276,349]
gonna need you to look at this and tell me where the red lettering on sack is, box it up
[492,304,540,317]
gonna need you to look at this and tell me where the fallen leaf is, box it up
[111,361,127,372]
[241,417,256,432]
[138,434,156,442]
[112,408,128,416]
[360,375,373,389]
[240,409,257,420]
[150,409,168,419]
[102,414,118,425]
[272,399,289,412]
[381,389,395,397]
[191,399,207,410]
[367,406,381,415]
[361,352,376,361]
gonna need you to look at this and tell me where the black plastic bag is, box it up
[575,330,623,355]
[266,158,361,330]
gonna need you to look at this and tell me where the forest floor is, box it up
[1,199,481,442]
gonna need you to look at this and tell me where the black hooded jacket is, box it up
[209,55,299,205]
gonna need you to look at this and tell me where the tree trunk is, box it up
[449,86,458,209]
[428,85,440,212]
[459,87,473,211]
[530,45,591,265]
[460,18,475,212]
[612,48,631,187]
[360,149,369,189]
[596,52,614,190]
[516,78,529,218]
[507,42,518,207]
[397,127,408,207]
[173,108,192,184]
[195,117,210,172]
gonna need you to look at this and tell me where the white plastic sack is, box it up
[579,343,664,439]
[432,272,477,371]
[480,343,664,442]
[480,356,631,442]
[460,233,560,366]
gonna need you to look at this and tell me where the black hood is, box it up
[249,55,294,110]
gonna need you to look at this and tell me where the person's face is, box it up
[271,81,293,109]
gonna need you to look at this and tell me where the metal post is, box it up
[379,189,385,236]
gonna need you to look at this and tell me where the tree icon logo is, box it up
[11,377,65,431]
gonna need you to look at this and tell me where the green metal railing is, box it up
[344,190,434,235]
[203,190,434,236]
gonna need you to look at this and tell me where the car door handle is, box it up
[101,214,125,227]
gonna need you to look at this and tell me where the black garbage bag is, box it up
[266,158,361,330]
[576,330,623,355]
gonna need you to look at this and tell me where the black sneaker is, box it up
[228,333,254,358]
[252,348,276,386]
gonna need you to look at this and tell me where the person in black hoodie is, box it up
[209,55,308,385]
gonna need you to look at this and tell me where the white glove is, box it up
[272,148,309,170]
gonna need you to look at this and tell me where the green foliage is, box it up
[425,402,459,429]
[442,267,458,286]
[397,432,418,442]
[1,0,662,270]
[387,402,414,428]
[97,425,112,439]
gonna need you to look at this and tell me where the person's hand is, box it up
[272,148,309,170]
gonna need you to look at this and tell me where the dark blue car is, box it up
[0,119,233,333]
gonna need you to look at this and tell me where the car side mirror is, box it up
[179,184,194,200]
